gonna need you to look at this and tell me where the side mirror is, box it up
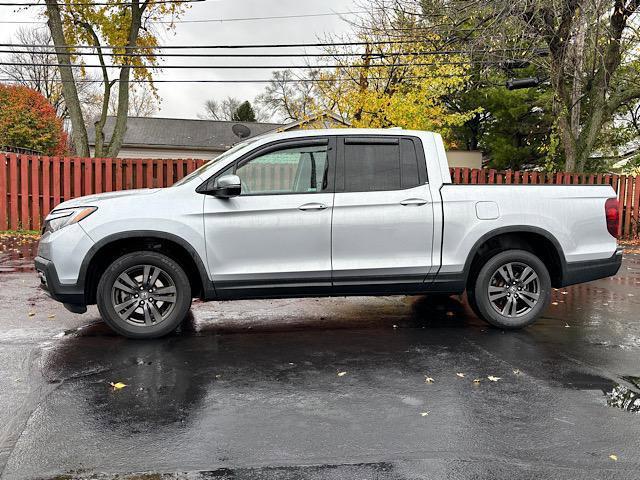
[198,174,241,198]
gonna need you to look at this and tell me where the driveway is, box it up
[0,237,638,479]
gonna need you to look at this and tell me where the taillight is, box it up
[605,198,620,238]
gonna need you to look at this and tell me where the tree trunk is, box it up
[567,7,586,172]
[45,0,89,156]
[106,1,146,158]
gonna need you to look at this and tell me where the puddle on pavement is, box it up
[0,233,38,273]
[606,376,640,413]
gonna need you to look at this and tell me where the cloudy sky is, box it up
[0,0,358,119]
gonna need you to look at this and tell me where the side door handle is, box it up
[298,202,328,211]
[400,198,428,206]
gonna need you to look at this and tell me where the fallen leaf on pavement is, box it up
[424,376,435,384]
[47,314,56,319]
[109,382,127,390]
[487,376,501,382]
[609,454,618,461]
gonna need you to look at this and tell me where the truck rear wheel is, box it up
[96,251,192,339]
[473,249,551,329]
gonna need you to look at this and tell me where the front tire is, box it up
[473,249,551,329]
[96,251,192,339]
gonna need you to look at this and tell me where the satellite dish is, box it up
[232,123,251,139]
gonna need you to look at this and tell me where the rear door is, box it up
[331,136,434,286]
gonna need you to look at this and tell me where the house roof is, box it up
[87,116,284,151]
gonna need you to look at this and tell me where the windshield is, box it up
[171,137,261,187]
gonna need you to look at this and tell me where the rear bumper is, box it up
[34,256,86,307]
[561,248,623,287]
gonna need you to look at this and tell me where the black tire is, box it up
[473,249,551,329]
[466,289,481,319]
[96,251,192,339]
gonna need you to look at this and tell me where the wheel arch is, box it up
[80,231,214,305]
[463,226,567,289]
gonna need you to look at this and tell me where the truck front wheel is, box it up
[472,249,551,329]
[96,251,192,339]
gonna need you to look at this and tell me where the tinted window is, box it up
[235,144,329,195]
[343,138,421,192]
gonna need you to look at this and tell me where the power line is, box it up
[0,40,421,50]
[0,74,487,83]
[0,10,367,23]
[0,0,203,5]
[0,48,540,58]
[0,59,507,69]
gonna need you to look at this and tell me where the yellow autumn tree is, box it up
[315,37,478,141]
[44,0,188,157]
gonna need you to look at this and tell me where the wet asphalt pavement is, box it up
[0,241,639,479]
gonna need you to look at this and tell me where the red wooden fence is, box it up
[1,154,638,239]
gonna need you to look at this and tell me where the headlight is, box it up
[43,207,98,234]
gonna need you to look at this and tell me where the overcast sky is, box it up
[0,0,358,119]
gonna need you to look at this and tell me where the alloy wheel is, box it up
[111,264,177,326]
[487,261,540,318]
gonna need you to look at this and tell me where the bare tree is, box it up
[256,70,325,122]
[0,27,96,119]
[199,97,242,121]
[110,84,158,117]
[199,96,269,122]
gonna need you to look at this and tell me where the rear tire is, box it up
[472,249,551,329]
[96,251,192,339]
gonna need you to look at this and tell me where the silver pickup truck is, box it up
[35,129,622,338]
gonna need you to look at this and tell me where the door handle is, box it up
[298,202,328,211]
[400,198,428,206]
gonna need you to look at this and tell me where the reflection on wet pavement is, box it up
[607,376,640,413]
[0,250,639,479]
[0,234,38,273]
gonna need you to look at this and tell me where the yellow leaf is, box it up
[337,371,347,377]
[487,376,501,382]
[609,454,618,461]
[424,376,435,384]
[109,382,127,390]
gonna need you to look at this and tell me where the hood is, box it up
[53,188,162,210]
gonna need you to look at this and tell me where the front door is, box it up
[203,137,335,297]
[331,136,434,286]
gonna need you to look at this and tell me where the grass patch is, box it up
[0,230,40,236]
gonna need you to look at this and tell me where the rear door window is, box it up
[342,137,422,192]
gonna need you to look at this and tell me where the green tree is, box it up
[412,0,640,172]
[447,72,555,170]
[232,101,257,122]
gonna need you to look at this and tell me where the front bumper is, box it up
[561,247,624,287]
[34,256,86,308]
